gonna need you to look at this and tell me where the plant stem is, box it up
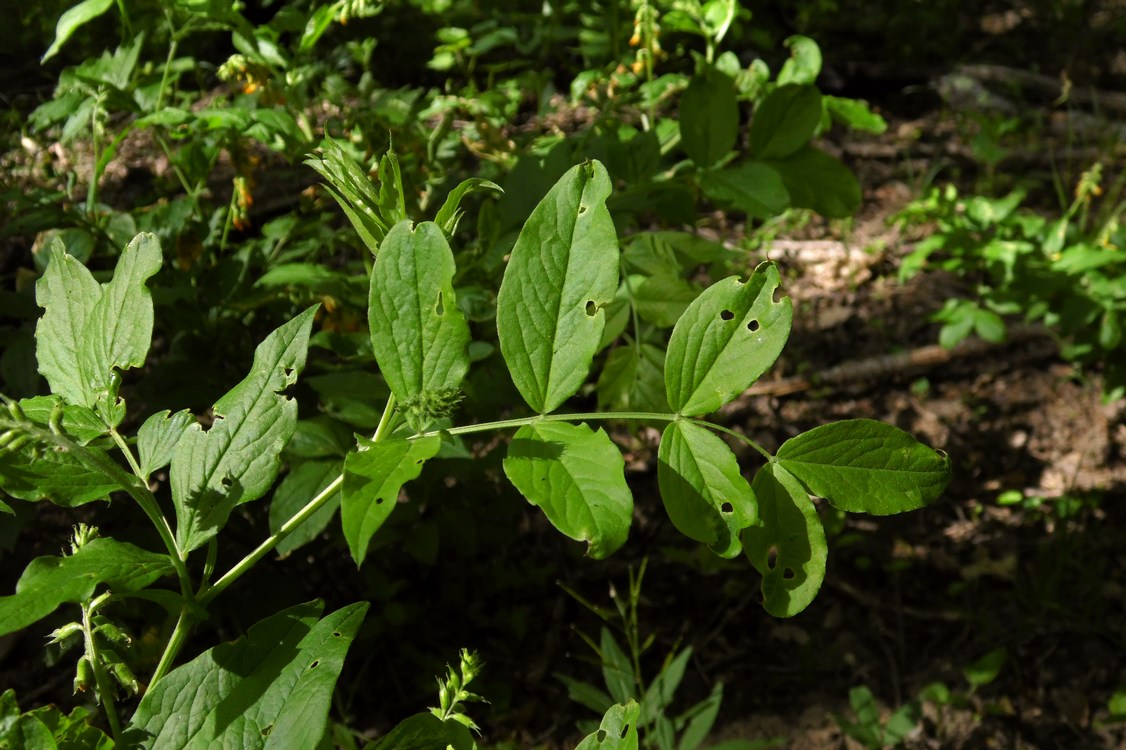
[110,426,144,480]
[82,597,123,741]
[149,604,192,687]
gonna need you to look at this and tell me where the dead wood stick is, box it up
[956,63,1126,114]
[722,324,1055,407]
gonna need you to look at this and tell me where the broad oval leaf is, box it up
[171,306,318,552]
[369,220,470,430]
[749,84,822,159]
[126,600,367,750]
[341,435,441,566]
[0,538,172,637]
[766,146,861,219]
[777,35,822,85]
[774,419,951,514]
[35,239,102,408]
[665,263,792,416]
[657,420,756,558]
[503,421,632,558]
[744,463,827,617]
[370,713,476,750]
[0,442,120,507]
[496,161,619,414]
[699,162,790,220]
[137,409,194,478]
[679,67,738,169]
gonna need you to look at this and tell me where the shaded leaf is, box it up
[369,712,476,750]
[679,67,738,169]
[699,162,790,220]
[744,463,826,617]
[270,460,342,558]
[596,344,668,413]
[665,264,792,416]
[766,146,861,219]
[657,420,756,558]
[503,421,632,558]
[497,161,619,414]
[750,85,822,159]
[775,419,950,514]
[634,274,701,328]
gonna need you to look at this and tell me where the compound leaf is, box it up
[305,137,388,253]
[503,421,632,559]
[775,419,951,514]
[657,420,756,558]
[665,264,791,416]
[171,307,318,552]
[496,161,618,414]
[0,538,172,637]
[126,601,367,750]
[368,221,469,429]
[744,463,826,617]
[341,436,441,566]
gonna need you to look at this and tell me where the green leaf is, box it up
[503,421,632,558]
[749,85,822,159]
[766,146,861,219]
[42,0,115,62]
[600,628,634,705]
[377,149,407,228]
[126,601,367,750]
[676,682,723,750]
[634,274,701,328]
[744,463,826,617]
[596,344,668,413]
[369,712,476,750]
[270,460,342,558]
[171,307,318,552]
[964,647,1006,689]
[774,419,951,515]
[137,409,194,478]
[36,233,161,418]
[496,161,619,414]
[0,441,121,507]
[776,35,822,85]
[368,221,470,429]
[665,264,792,416]
[305,137,389,253]
[699,162,790,220]
[657,420,757,558]
[341,436,440,566]
[0,538,172,637]
[679,67,739,169]
[824,96,887,134]
[435,177,503,235]
[641,647,691,719]
[575,701,640,750]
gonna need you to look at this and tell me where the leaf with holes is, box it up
[341,436,441,566]
[0,538,172,637]
[503,421,632,558]
[170,306,318,553]
[657,420,756,557]
[744,463,826,617]
[368,220,470,430]
[775,419,950,514]
[665,263,792,416]
[575,700,640,750]
[125,600,367,750]
[36,233,161,419]
[496,161,619,414]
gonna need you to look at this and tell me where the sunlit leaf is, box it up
[665,264,791,416]
[126,601,367,750]
[774,419,950,514]
[171,307,318,552]
[137,409,194,478]
[435,177,503,235]
[503,421,632,558]
[744,463,826,617]
[341,436,440,566]
[0,538,172,637]
[657,420,756,558]
[574,701,640,750]
[497,161,619,414]
[42,0,115,62]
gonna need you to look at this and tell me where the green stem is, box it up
[82,597,123,741]
[149,605,191,687]
[110,427,144,480]
[687,418,774,461]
